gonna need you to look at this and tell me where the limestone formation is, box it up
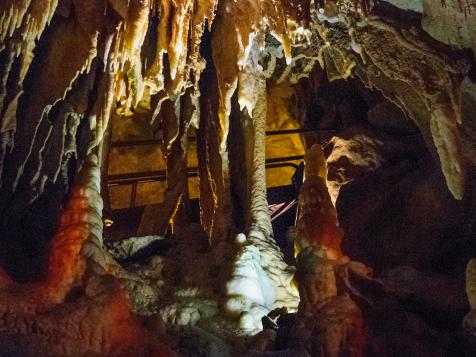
[290,144,369,356]
[0,0,475,355]
[0,155,172,355]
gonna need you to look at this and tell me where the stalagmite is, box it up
[290,144,368,356]
[0,154,173,355]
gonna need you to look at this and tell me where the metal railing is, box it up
[108,156,303,208]
[107,128,312,209]
[110,128,323,148]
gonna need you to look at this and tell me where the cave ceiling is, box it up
[1,0,475,203]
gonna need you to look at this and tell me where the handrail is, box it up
[107,156,303,208]
[110,127,324,148]
[108,155,303,186]
[107,128,310,208]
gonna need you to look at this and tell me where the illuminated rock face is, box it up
[0,0,475,355]
[0,155,172,356]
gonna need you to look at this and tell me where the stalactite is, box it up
[145,0,217,97]
[137,88,201,237]
[0,0,72,154]
[0,43,16,116]
[6,1,106,193]
[122,0,150,61]
[0,1,31,44]
[197,53,232,244]
[27,103,78,201]
[163,105,190,230]
[0,131,12,187]
[210,0,305,191]
[89,37,118,151]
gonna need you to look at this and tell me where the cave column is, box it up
[223,51,299,330]
[243,76,272,239]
